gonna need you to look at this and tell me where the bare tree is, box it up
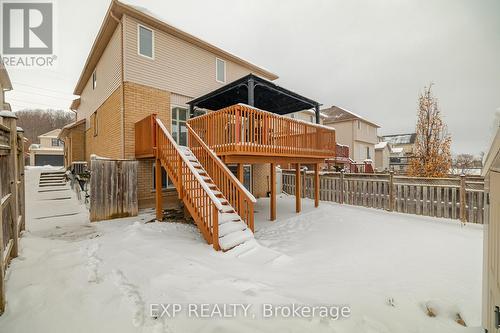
[15,109,75,144]
[453,153,474,175]
[408,83,452,177]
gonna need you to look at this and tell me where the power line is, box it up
[9,98,70,110]
[11,81,76,97]
[10,89,74,100]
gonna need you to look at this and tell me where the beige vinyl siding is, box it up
[123,15,266,100]
[170,93,192,107]
[77,25,122,125]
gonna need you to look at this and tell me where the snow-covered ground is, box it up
[0,167,483,333]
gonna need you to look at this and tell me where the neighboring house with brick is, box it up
[322,106,380,164]
[59,119,85,167]
[29,129,64,166]
[63,0,278,208]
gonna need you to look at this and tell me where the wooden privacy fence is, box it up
[0,111,25,314]
[90,159,138,222]
[283,170,485,224]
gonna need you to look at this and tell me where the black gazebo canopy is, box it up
[187,74,321,123]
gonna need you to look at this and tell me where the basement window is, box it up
[216,58,226,83]
[152,164,172,190]
[138,25,154,59]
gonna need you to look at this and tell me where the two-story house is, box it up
[29,129,64,166]
[322,106,380,164]
[62,0,279,208]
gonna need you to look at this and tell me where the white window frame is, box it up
[215,57,226,83]
[92,70,97,90]
[137,24,155,60]
[171,105,189,146]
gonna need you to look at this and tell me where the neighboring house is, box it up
[59,119,86,167]
[382,133,417,173]
[382,133,416,155]
[374,141,391,172]
[29,129,64,166]
[482,125,500,333]
[0,64,12,111]
[287,109,327,124]
[64,0,280,208]
[322,106,380,164]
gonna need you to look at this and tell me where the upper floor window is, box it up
[92,70,97,90]
[51,138,62,147]
[357,120,360,129]
[366,146,371,159]
[138,25,154,59]
[216,58,225,83]
[93,111,98,136]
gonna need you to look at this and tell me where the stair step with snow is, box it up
[218,220,247,237]
[218,228,253,251]
[219,213,242,224]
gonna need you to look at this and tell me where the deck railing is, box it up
[188,104,336,158]
[187,123,255,230]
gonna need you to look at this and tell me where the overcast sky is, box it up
[5,0,500,155]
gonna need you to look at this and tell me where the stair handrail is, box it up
[187,123,256,203]
[155,118,225,213]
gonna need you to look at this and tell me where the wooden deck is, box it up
[187,104,336,162]
[135,104,337,223]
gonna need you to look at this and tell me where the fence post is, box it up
[460,174,466,223]
[389,171,394,212]
[3,112,19,258]
[340,170,345,204]
[0,114,5,314]
[17,128,26,231]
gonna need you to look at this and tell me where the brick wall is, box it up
[70,123,85,163]
[123,81,171,159]
[123,81,176,208]
[85,86,123,161]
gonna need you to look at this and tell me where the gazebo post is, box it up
[248,77,255,106]
[270,163,276,221]
[315,104,320,124]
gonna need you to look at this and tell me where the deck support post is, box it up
[295,163,301,213]
[314,163,320,207]
[270,163,276,221]
[236,163,244,183]
[155,158,163,221]
[212,205,219,251]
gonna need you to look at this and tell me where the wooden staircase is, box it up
[153,117,256,251]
